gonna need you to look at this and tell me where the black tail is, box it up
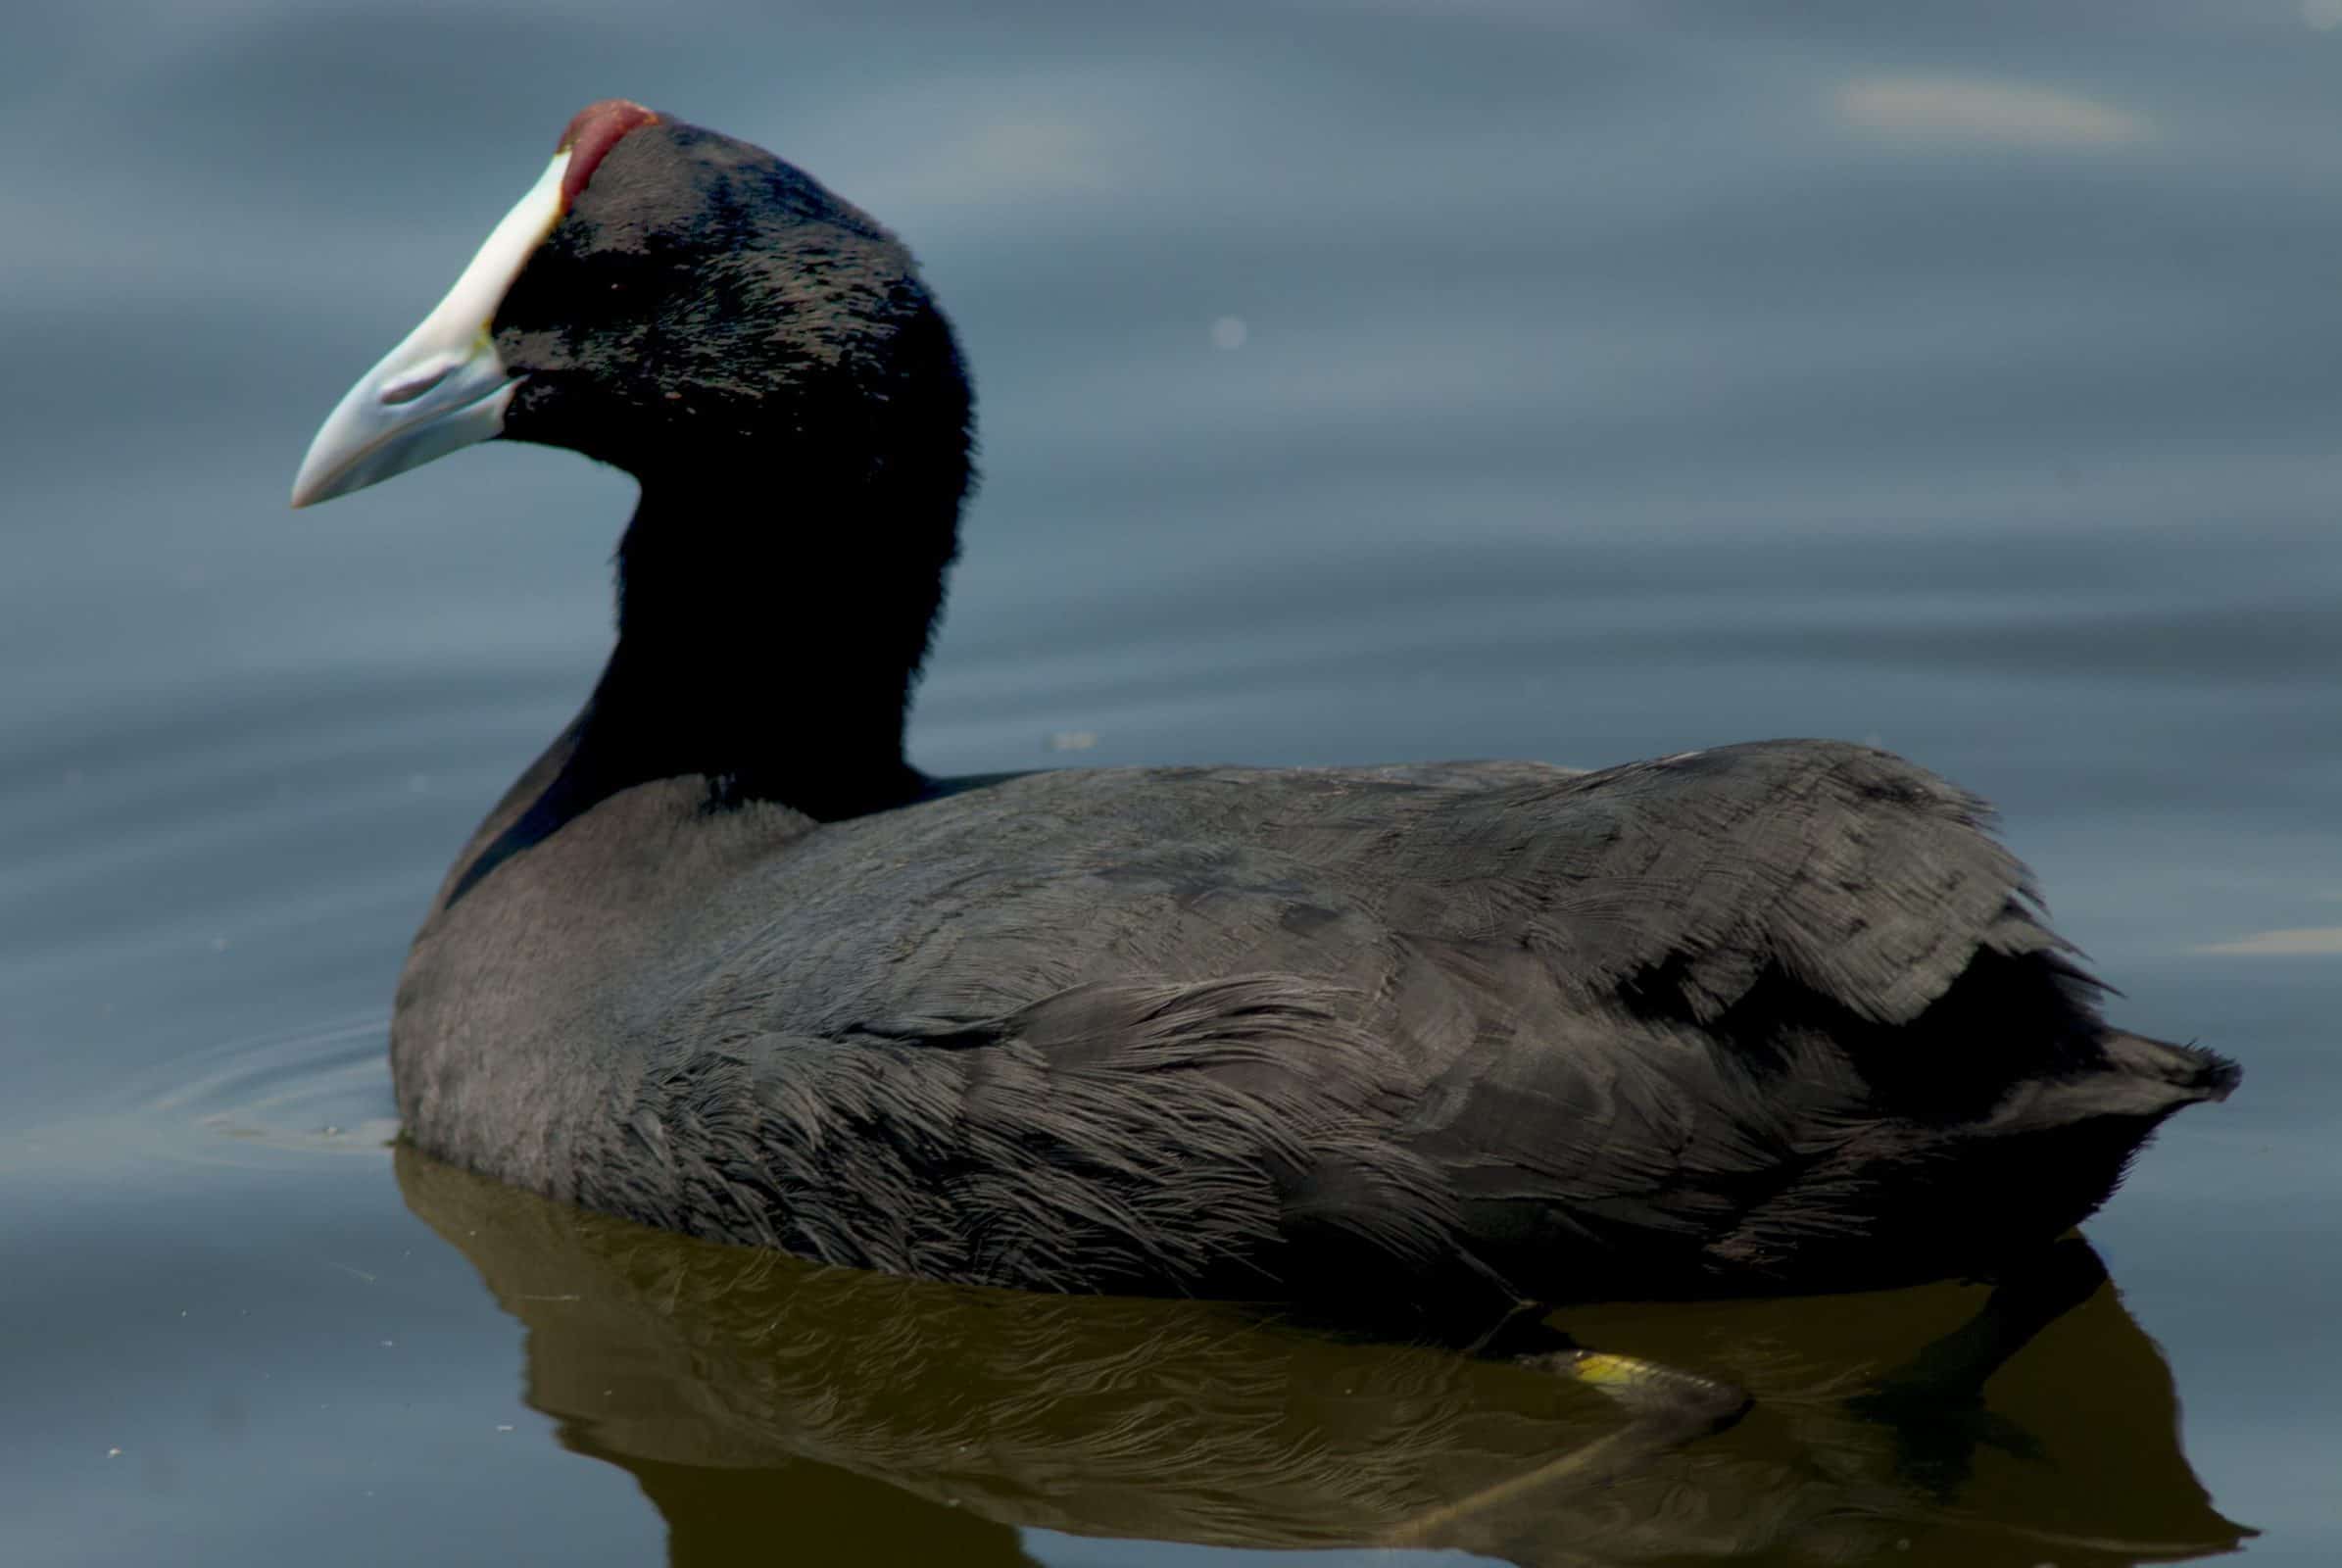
[1706,1028,2239,1292]
[1980,1029,2239,1135]
[1937,1029,2240,1272]
[2098,1029,2243,1106]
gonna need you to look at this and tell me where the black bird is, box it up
[293,101,2236,1326]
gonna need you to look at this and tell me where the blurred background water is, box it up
[1,2,2337,1563]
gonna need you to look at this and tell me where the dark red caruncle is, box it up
[559,99,661,207]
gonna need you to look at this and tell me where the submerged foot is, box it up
[1380,1346,1750,1550]
[1848,1235,2110,1497]
[1539,1347,1756,1427]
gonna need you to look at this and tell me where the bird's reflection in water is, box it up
[396,1147,2247,1567]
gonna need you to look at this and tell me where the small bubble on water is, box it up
[1210,315,1247,350]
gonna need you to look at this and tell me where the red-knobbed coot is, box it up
[291,101,2235,1327]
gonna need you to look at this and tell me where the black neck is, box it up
[444,460,959,908]
[589,474,941,814]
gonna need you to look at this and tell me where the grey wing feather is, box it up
[1371,740,2078,1029]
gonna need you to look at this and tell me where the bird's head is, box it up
[293,100,971,507]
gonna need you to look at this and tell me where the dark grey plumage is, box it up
[302,104,2235,1324]
[397,732,2233,1319]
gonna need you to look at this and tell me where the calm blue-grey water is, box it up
[3,2,2337,1563]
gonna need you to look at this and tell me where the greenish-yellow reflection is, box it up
[396,1145,2247,1567]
